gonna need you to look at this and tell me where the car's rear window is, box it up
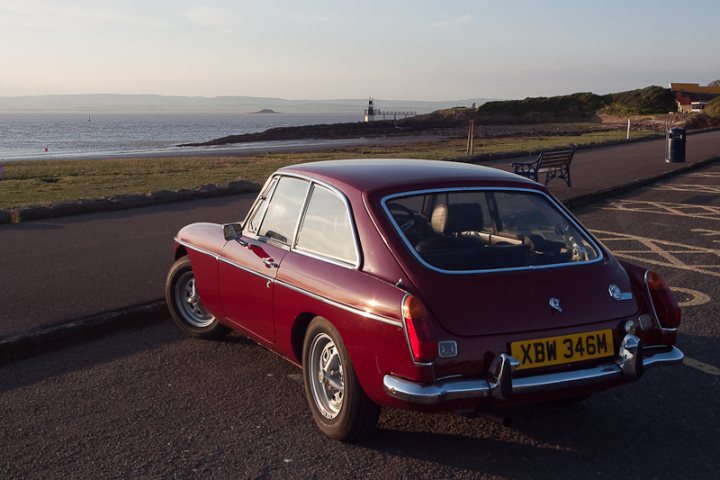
[384,189,600,272]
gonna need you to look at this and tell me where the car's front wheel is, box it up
[165,256,230,339]
[302,317,380,441]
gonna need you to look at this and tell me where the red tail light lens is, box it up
[402,295,438,363]
[645,271,681,329]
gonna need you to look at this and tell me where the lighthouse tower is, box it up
[363,98,375,122]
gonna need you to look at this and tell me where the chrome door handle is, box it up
[263,258,279,268]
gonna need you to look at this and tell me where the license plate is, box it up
[510,329,614,370]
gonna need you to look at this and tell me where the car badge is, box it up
[609,284,633,301]
[549,297,562,312]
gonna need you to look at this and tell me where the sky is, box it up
[1,0,719,101]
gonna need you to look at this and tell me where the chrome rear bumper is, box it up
[383,334,684,405]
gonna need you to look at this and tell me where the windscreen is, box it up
[384,189,600,272]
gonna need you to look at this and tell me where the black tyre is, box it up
[165,256,230,339]
[302,317,380,441]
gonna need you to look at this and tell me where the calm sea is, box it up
[0,112,362,161]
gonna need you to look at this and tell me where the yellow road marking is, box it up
[669,287,711,307]
[601,200,720,222]
[653,184,720,194]
[692,228,720,237]
[684,357,720,377]
[591,229,720,279]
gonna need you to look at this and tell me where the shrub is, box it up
[704,97,720,118]
[606,86,676,115]
[478,92,607,118]
[683,113,719,130]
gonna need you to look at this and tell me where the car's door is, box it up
[219,175,310,343]
[272,182,363,353]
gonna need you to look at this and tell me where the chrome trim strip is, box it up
[384,375,491,404]
[243,175,278,235]
[381,186,605,275]
[277,280,402,327]
[290,248,357,270]
[400,292,435,367]
[177,238,275,282]
[383,340,684,404]
[179,238,399,327]
[175,220,394,328]
[643,269,679,334]
[290,179,313,248]
[186,254,397,328]
[511,364,622,395]
[219,256,274,282]
[175,238,219,260]
[643,345,684,368]
[177,243,394,330]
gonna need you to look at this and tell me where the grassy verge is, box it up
[0,128,657,209]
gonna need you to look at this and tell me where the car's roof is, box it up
[277,159,539,194]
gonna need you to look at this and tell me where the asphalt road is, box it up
[0,194,256,336]
[2,164,719,479]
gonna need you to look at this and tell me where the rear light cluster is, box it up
[401,295,438,363]
[645,270,681,329]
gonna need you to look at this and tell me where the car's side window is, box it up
[257,176,310,244]
[295,185,358,265]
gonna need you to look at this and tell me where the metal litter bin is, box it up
[666,127,686,163]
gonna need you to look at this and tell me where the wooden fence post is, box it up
[466,120,475,156]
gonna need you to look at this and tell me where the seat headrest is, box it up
[431,203,484,235]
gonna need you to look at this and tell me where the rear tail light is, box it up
[645,270,681,329]
[401,294,438,363]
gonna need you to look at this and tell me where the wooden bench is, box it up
[511,149,575,187]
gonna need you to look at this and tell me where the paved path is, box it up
[1,195,255,338]
[494,129,720,203]
[1,129,719,339]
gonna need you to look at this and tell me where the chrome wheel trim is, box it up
[308,333,345,420]
[174,271,214,328]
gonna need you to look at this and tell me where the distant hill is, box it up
[0,94,492,114]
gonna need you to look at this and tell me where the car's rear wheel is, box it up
[302,317,380,441]
[165,256,230,339]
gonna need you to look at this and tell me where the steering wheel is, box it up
[388,203,421,237]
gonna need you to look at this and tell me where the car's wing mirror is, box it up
[223,223,245,244]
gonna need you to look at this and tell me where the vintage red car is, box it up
[165,159,683,441]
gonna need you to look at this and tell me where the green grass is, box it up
[0,128,658,209]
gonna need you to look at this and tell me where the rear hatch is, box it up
[418,261,637,337]
[378,185,638,336]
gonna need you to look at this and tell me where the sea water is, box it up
[0,112,362,160]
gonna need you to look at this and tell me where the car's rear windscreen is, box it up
[383,189,600,272]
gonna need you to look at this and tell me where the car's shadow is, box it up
[358,332,719,479]
[0,320,255,394]
[3,324,716,479]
